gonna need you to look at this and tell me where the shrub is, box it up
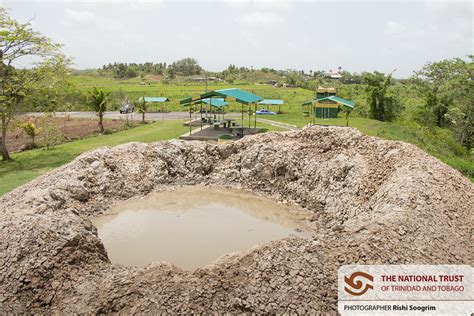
[20,121,40,146]
[39,118,63,150]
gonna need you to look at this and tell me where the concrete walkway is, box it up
[23,112,301,131]
[23,111,243,122]
[256,118,300,131]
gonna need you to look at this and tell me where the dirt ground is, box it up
[0,126,472,313]
[6,116,130,152]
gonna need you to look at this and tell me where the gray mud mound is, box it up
[1,126,473,313]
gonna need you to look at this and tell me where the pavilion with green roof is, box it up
[140,96,170,112]
[258,99,284,113]
[180,88,264,135]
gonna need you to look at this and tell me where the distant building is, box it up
[193,76,221,82]
[324,70,342,79]
[302,86,355,119]
[265,80,278,86]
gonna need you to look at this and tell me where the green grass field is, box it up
[70,74,314,112]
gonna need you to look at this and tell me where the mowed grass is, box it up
[0,119,286,196]
[0,120,187,196]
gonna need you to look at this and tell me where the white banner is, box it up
[338,265,473,315]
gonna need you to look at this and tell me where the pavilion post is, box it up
[189,104,192,135]
[200,103,203,131]
[241,104,244,126]
[254,103,257,128]
[248,104,251,128]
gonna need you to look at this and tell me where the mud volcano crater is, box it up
[1,127,472,313]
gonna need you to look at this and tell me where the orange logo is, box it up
[344,271,374,296]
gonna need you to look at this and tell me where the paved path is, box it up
[23,112,301,131]
[23,111,243,122]
[255,118,300,131]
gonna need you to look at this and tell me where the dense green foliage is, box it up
[100,58,202,79]
[412,57,473,149]
[363,71,401,121]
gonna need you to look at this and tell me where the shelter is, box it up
[180,88,263,135]
[302,87,355,123]
[258,99,284,113]
[140,96,170,112]
[201,98,228,108]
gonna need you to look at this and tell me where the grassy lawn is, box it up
[0,120,188,196]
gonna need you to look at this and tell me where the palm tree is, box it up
[134,97,147,123]
[87,87,110,133]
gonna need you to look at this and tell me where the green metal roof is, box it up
[302,96,355,109]
[180,88,263,106]
[202,98,228,107]
[142,97,170,102]
[258,99,284,105]
[201,88,263,105]
[180,97,193,105]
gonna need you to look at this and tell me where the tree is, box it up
[1,8,68,161]
[168,58,202,76]
[134,97,147,123]
[87,87,110,133]
[362,71,400,121]
[412,57,473,148]
[166,67,176,80]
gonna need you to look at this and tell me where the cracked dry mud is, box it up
[0,126,473,313]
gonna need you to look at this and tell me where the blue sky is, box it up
[2,0,473,77]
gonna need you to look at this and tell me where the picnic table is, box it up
[223,118,236,128]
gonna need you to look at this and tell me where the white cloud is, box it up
[64,8,95,23]
[385,21,406,35]
[61,8,124,32]
[239,11,284,26]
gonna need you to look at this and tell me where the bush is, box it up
[258,128,269,133]
[40,120,63,150]
[20,121,40,146]
[218,134,234,140]
[103,128,114,135]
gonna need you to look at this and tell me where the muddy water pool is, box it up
[92,186,309,269]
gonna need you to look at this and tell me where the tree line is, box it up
[100,58,202,79]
